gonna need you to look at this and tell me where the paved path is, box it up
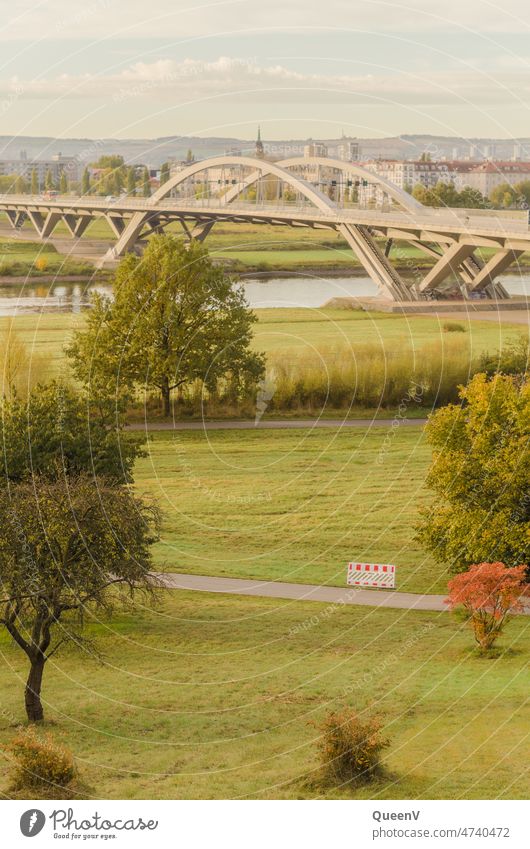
[155,572,530,614]
[129,418,427,431]
[154,572,448,612]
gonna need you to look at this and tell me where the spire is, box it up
[255,125,264,159]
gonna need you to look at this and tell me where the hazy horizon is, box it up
[1,1,530,141]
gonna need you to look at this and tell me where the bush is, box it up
[446,562,527,652]
[478,334,529,376]
[35,256,48,272]
[7,728,76,793]
[314,709,389,786]
[443,321,466,333]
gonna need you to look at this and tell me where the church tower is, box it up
[255,126,265,159]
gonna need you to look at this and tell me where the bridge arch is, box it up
[277,156,423,213]
[150,155,338,213]
[105,154,418,300]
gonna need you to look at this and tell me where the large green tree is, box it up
[0,381,142,484]
[417,373,530,576]
[0,474,160,721]
[67,235,265,416]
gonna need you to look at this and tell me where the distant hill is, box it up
[0,134,529,168]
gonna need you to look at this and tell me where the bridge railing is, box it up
[0,194,528,234]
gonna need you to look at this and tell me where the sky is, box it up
[1,0,530,139]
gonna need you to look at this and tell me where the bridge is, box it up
[1,154,529,302]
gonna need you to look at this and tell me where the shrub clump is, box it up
[443,321,466,333]
[7,728,76,795]
[315,709,389,787]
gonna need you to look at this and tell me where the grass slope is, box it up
[0,591,527,800]
[135,427,442,594]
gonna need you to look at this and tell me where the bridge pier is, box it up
[340,223,412,301]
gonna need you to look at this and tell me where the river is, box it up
[0,273,529,315]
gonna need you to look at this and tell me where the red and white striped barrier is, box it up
[347,562,396,589]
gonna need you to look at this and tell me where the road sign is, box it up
[347,562,396,589]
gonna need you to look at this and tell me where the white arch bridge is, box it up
[1,154,529,302]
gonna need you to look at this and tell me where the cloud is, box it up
[2,0,530,40]
[3,56,530,108]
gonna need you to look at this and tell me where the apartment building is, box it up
[0,153,80,185]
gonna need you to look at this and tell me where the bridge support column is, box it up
[468,248,523,292]
[63,214,92,238]
[98,211,149,266]
[5,210,27,230]
[40,212,62,238]
[26,210,45,236]
[340,224,411,301]
[419,243,476,293]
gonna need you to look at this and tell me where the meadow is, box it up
[135,427,442,594]
[0,308,523,411]
[0,591,527,800]
[0,238,94,277]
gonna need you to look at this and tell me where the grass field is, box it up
[135,427,444,594]
[0,308,523,391]
[0,239,94,277]
[0,591,527,800]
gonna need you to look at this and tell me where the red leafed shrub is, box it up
[446,562,527,651]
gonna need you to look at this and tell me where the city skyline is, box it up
[1,1,530,139]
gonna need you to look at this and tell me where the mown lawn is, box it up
[135,426,443,594]
[0,591,527,800]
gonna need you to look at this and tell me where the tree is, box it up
[67,235,265,417]
[44,169,55,191]
[490,182,517,208]
[0,474,160,721]
[457,186,488,209]
[127,166,137,195]
[446,562,527,651]
[0,175,16,193]
[0,380,142,484]
[412,181,486,209]
[160,162,170,185]
[142,166,151,197]
[186,148,194,163]
[92,154,124,170]
[59,171,68,194]
[81,167,91,195]
[514,180,530,207]
[417,373,530,575]
[478,333,530,377]
[14,174,27,194]
[31,169,38,194]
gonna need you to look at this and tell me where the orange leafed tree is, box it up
[446,562,527,651]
